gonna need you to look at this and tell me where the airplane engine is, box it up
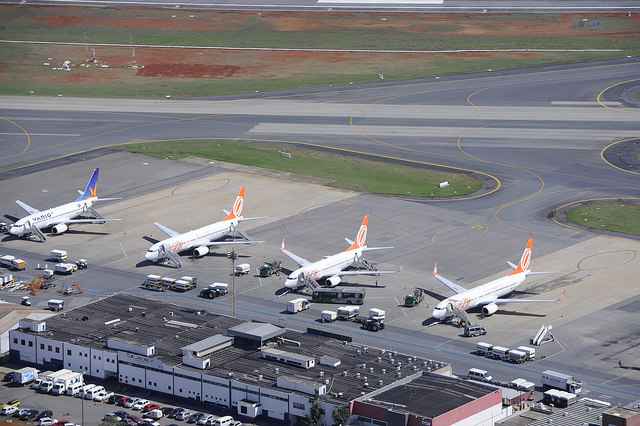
[482,303,498,316]
[326,275,341,287]
[193,246,209,258]
[51,223,68,234]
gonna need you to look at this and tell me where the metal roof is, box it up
[181,335,232,354]
[228,322,285,342]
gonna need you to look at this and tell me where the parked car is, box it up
[144,409,163,420]
[197,414,215,425]
[175,410,192,421]
[36,410,53,420]
[1,406,18,416]
[103,413,122,422]
[117,396,130,407]
[188,412,205,423]
[19,409,39,421]
[142,403,160,412]
[161,407,176,417]
[38,417,56,426]
[132,399,149,410]
[107,394,121,404]
[140,419,160,426]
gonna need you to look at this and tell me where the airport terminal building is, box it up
[8,294,451,425]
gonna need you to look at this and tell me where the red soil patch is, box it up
[137,63,242,78]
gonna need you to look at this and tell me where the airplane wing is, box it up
[337,270,395,277]
[61,218,121,224]
[493,298,558,305]
[432,264,468,295]
[153,222,180,238]
[281,240,311,267]
[205,240,261,247]
[361,246,394,253]
[15,200,39,215]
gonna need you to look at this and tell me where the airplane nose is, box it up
[284,278,298,289]
[432,309,444,320]
[145,251,158,262]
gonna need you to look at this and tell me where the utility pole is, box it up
[230,224,238,318]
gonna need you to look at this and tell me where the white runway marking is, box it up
[319,0,442,4]
[551,101,623,107]
[0,132,80,136]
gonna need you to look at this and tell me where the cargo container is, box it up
[516,346,536,360]
[508,349,527,364]
[320,310,337,322]
[12,367,38,385]
[337,306,360,320]
[287,298,310,313]
[476,342,493,356]
[490,346,510,360]
[47,299,64,311]
[542,370,582,394]
[50,250,68,262]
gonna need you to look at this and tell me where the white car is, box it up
[1,406,18,416]
[132,399,149,410]
[39,418,57,426]
[94,391,114,402]
[175,410,192,421]
[198,414,215,425]
[140,419,160,426]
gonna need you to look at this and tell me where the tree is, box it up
[332,405,350,426]
[300,396,325,426]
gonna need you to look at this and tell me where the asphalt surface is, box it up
[5,0,640,11]
[1,60,640,406]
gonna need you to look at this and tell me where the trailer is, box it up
[141,274,165,291]
[54,263,77,274]
[337,306,360,320]
[258,260,282,277]
[0,274,15,286]
[12,367,38,385]
[368,308,386,321]
[0,255,26,271]
[50,250,69,262]
[476,342,493,356]
[490,345,510,360]
[543,389,577,408]
[516,346,536,360]
[542,370,582,394]
[320,310,337,322]
[179,276,198,287]
[171,279,196,292]
[287,298,310,313]
[508,349,528,364]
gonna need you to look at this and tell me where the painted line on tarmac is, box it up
[0,117,32,155]
[465,87,489,106]
[600,137,640,176]
[595,78,640,109]
[0,132,80,136]
[0,40,625,55]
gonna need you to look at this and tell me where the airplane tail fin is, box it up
[75,168,99,201]
[511,236,533,275]
[225,187,245,220]
[347,215,368,250]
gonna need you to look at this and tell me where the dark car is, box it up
[107,394,121,404]
[117,396,130,407]
[2,372,15,382]
[36,410,53,420]
[161,407,176,417]
[188,413,205,424]
[114,410,129,419]
[19,409,39,420]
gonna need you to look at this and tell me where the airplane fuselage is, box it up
[285,247,362,288]
[9,198,96,236]
[146,217,239,261]
[432,272,526,320]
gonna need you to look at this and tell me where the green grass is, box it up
[566,200,640,236]
[123,140,483,198]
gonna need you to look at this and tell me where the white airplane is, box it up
[8,168,120,241]
[431,237,556,322]
[280,215,393,291]
[144,186,261,267]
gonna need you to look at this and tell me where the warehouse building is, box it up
[351,373,506,426]
[8,294,449,425]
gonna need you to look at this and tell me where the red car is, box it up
[142,403,160,413]
[117,396,130,407]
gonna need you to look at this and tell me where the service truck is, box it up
[47,299,64,311]
[54,263,77,274]
[337,306,359,320]
[508,349,528,364]
[0,255,26,271]
[12,367,38,385]
[476,342,492,356]
[51,372,83,395]
[287,298,310,313]
[50,250,68,262]
[320,310,337,322]
[490,346,510,361]
[234,263,251,276]
[542,370,582,394]
[38,369,71,393]
[516,346,536,360]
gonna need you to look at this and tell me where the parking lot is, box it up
[0,366,254,426]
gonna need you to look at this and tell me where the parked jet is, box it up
[144,187,261,268]
[280,215,393,292]
[431,237,556,322]
[8,168,120,241]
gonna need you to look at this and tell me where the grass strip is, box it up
[123,139,483,198]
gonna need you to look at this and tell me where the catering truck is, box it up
[12,367,38,385]
[542,370,582,394]
[0,255,26,271]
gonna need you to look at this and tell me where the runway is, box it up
[5,0,640,11]
[1,60,640,404]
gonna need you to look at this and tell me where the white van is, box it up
[211,416,235,426]
[66,382,84,397]
[468,368,493,382]
[79,384,97,398]
[84,385,104,400]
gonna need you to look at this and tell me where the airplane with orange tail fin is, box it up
[431,237,557,322]
[280,215,394,292]
[8,168,121,241]
[144,186,263,268]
